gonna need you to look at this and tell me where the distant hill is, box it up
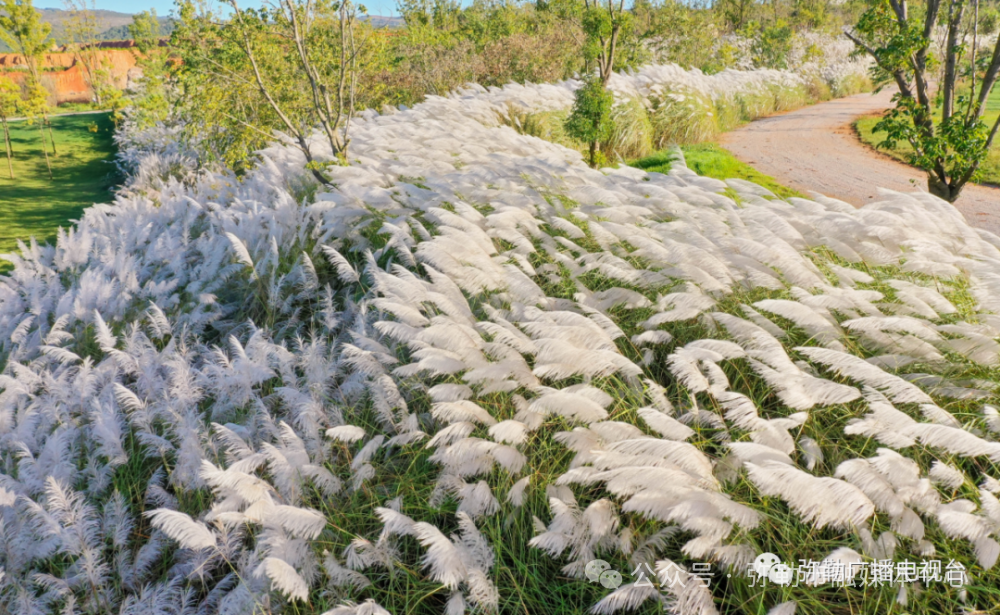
[0,8,173,53]
[0,8,399,52]
[366,15,404,28]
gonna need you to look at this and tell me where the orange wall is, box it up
[0,48,139,104]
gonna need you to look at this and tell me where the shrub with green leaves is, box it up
[565,77,616,167]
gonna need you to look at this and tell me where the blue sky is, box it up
[34,0,402,18]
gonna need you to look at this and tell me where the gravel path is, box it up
[720,89,1000,235]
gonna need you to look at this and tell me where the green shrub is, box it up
[648,88,719,146]
[602,96,654,161]
[713,95,744,131]
[564,77,615,167]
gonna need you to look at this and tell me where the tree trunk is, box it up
[46,118,57,156]
[2,119,12,179]
[589,139,599,168]
[38,123,53,180]
[927,174,962,202]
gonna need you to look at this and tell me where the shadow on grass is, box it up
[0,112,120,273]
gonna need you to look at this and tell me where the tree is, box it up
[564,77,614,166]
[0,78,18,179]
[23,81,53,179]
[63,0,111,107]
[174,0,373,182]
[847,0,1000,201]
[565,0,636,167]
[129,8,161,53]
[124,9,171,130]
[0,0,57,158]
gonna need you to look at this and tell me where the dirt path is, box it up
[720,89,1000,235]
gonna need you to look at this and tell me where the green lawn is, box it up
[631,143,804,199]
[0,112,118,271]
[855,86,1000,186]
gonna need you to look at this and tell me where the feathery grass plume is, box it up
[929,461,966,490]
[744,462,875,529]
[145,509,217,550]
[765,602,798,615]
[256,556,310,601]
[655,559,719,615]
[753,299,842,349]
[796,346,933,404]
[225,232,257,280]
[590,583,663,614]
[321,599,391,614]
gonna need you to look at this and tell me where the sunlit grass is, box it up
[0,112,119,272]
[631,144,805,199]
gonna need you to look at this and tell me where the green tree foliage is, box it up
[565,0,639,167]
[22,81,53,179]
[564,76,614,166]
[390,0,585,101]
[173,0,378,180]
[123,9,172,130]
[63,0,113,107]
[0,78,19,179]
[848,0,1000,201]
[0,0,56,168]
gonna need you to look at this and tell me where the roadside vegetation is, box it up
[856,87,1000,187]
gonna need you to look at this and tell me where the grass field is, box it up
[632,143,805,199]
[855,87,1000,186]
[0,112,118,271]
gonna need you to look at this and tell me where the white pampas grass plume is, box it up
[433,401,499,427]
[834,459,904,517]
[327,425,367,443]
[257,557,309,601]
[274,505,327,538]
[507,476,531,507]
[590,583,662,614]
[767,600,798,615]
[631,330,674,347]
[321,599,391,615]
[145,509,216,550]
[376,507,417,538]
[745,462,874,529]
[529,387,612,424]
[225,232,257,280]
[655,559,719,615]
[796,346,933,404]
[766,602,797,615]
[637,406,695,441]
[798,437,824,470]
[907,423,1000,461]
[93,310,117,351]
[427,422,478,449]
[445,592,466,615]
[413,522,468,589]
[929,461,965,490]
[489,420,529,445]
[983,476,1000,494]
[984,405,1000,434]
[753,299,841,347]
[322,245,361,284]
